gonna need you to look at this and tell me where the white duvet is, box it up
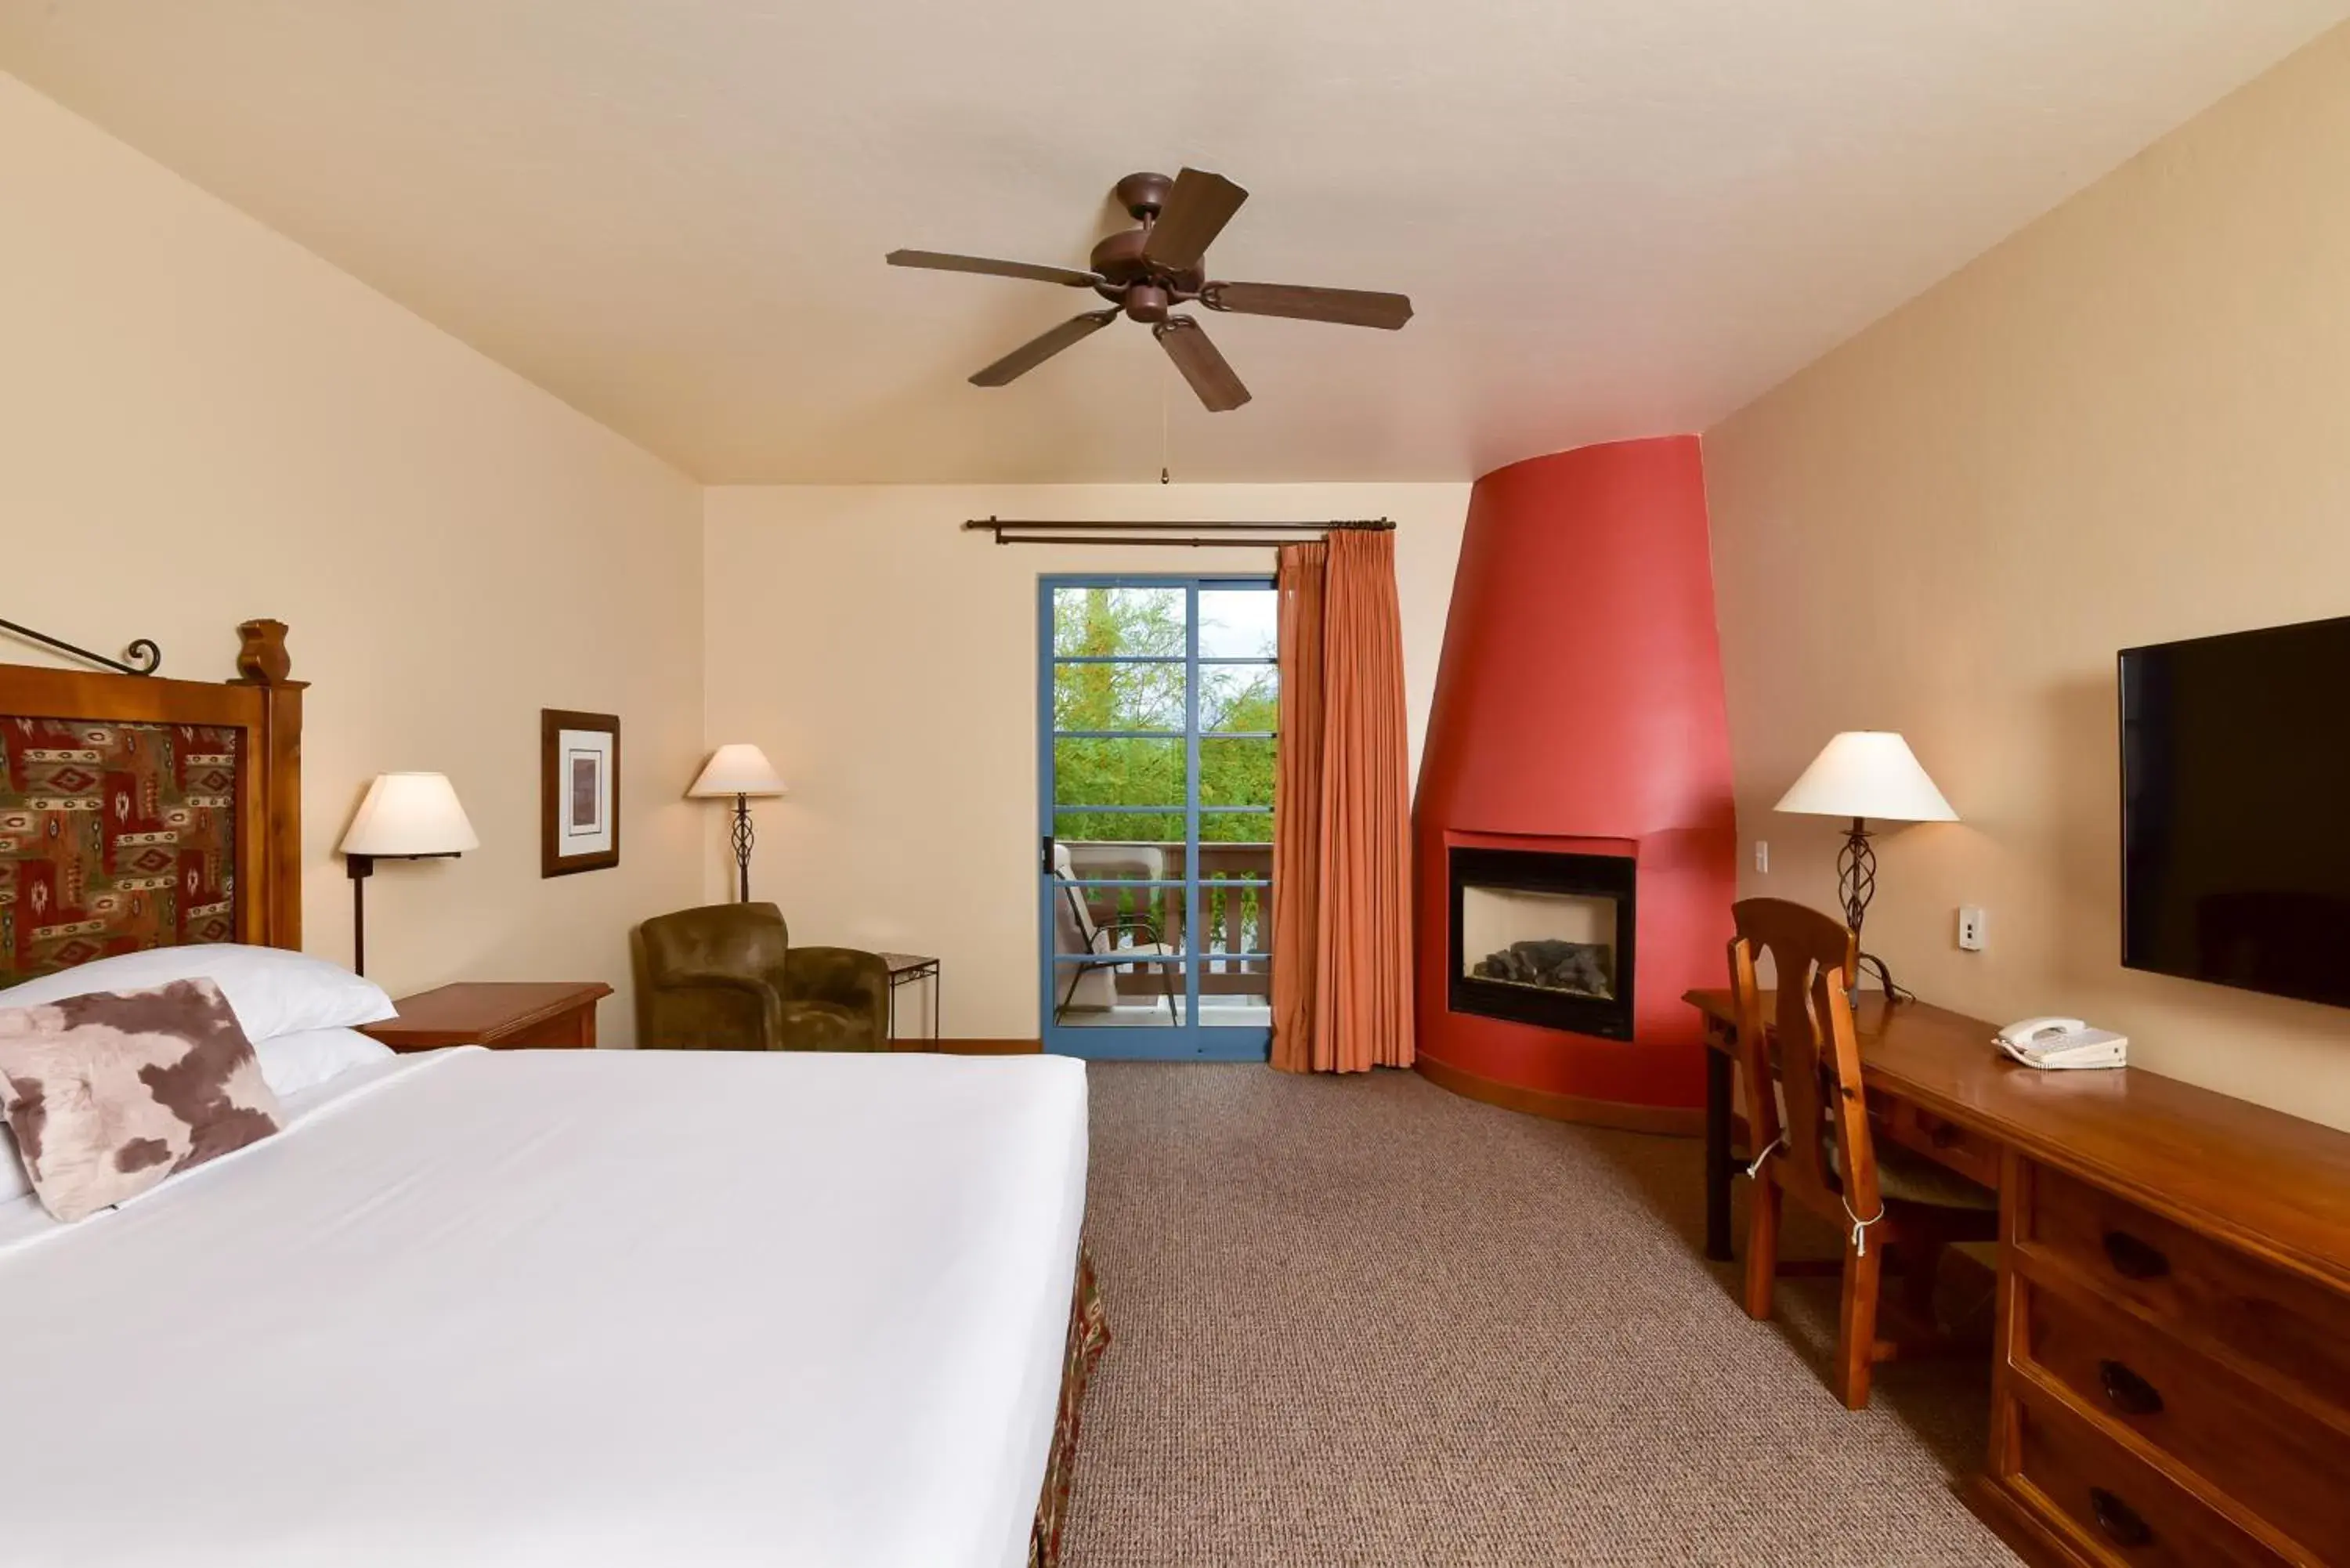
[0,1047,1090,1568]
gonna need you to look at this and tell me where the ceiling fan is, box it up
[886,168,1413,413]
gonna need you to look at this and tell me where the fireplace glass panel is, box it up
[1459,886,1618,1000]
[1445,845,1637,1039]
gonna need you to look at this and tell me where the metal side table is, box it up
[880,952,940,1040]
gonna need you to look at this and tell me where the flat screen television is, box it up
[2120,613,2350,1010]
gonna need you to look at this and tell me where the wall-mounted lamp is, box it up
[338,771,479,976]
[688,744,786,903]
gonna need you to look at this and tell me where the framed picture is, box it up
[540,709,620,877]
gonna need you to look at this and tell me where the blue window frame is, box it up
[1038,574,1274,1061]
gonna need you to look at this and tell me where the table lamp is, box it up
[1774,731,1957,1001]
[339,771,478,976]
[689,743,786,902]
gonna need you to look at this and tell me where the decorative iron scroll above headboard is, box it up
[0,616,161,676]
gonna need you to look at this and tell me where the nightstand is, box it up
[362,981,613,1052]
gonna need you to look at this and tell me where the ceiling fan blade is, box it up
[1155,317,1251,412]
[970,309,1121,387]
[1203,280,1414,330]
[888,249,1102,287]
[1141,168,1249,272]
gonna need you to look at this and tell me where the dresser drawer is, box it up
[2027,1165,2350,1416]
[2012,1388,2288,1568]
[1875,1099,2002,1188]
[2023,1278,2350,1558]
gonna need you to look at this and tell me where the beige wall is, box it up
[703,484,1469,1038]
[1705,27,2350,1129]
[0,72,706,1040]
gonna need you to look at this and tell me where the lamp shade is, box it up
[689,743,786,798]
[338,772,479,857]
[1774,732,1958,823]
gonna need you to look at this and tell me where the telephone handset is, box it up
[1994,1016,2128,1070]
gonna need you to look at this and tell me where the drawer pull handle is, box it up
[2097,1359,2164,1417]
[2088,1487,2153,1549]
[2101,1230,2171,1281]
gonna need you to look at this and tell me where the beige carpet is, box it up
[1061,1063,2020,1567]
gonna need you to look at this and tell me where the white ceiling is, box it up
[2,2,2342,484]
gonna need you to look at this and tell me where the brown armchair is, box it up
[632,902,889,1052]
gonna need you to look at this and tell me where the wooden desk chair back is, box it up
[1726,898,1876,1221]
[1726,897,1999,1408]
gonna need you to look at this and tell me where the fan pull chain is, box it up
[1159,368,1171,484]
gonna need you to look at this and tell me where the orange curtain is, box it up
[1271,531,1415,1072]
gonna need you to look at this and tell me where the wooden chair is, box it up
[1728,898,1998,1409]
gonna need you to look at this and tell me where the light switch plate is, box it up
[1753,840,1769,874]
[1958,905,1987,952]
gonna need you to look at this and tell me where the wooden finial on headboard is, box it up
[234,619,295,687]
[226,619,305,949]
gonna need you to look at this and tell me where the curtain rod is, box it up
[963,517,1394,547]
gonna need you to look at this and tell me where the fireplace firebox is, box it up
[1447,846,1636,1039]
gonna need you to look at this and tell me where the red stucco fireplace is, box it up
[1413,436,1737,1132]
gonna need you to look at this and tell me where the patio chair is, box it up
[1051,842,1182,1025]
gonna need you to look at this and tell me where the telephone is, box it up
[1994,1016,2128,1070]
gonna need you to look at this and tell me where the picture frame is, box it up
[540,709,620,878]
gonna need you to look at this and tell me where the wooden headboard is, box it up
[0,621,303,988]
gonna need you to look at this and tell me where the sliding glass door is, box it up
[1038,576,1275,1060]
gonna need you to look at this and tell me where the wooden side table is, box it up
[361,981,613,1052]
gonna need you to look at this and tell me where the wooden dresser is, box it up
[1687,991,2350,1567]
[1991,1151,2350,1566]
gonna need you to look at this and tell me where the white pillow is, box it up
[253,1027,395,1099]
[0,945,395,1042]
[0,1127,27,1205]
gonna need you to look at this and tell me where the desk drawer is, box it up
[2014,1388,2287,1568]
[2023,1279,2350,1558]
[2028,1166,2350,1417]
[1875,1099,2002,1188]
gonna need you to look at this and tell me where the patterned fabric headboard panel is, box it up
[0,718,242,988]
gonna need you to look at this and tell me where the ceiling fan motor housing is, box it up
[1088,225,1205,317]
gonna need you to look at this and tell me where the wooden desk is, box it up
[1687,988,2350,1568]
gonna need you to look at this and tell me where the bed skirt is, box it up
[1029,1246,1108,1568]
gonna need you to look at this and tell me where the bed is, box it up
[0,621,1105,1568]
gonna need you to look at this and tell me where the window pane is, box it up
[1197,853,1271,1025]
[1054,737,1186,808]
[1053,807,1187,846]
[1198,587,1278,659]
[1054,587,1187,658]
[1201,663,1277,732]
[1054,659,1186,733]
[1052,963,1191,1028]
[1199,808,1273,844]
[1200,735,1275,807]
[1049,833,1183,883]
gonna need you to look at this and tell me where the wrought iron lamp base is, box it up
[1837,816,1913,1005]
[728,793,757,903]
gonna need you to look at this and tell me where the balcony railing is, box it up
[1058,840,1271,999]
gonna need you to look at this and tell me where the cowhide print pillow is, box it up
[0,977,284,1222]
